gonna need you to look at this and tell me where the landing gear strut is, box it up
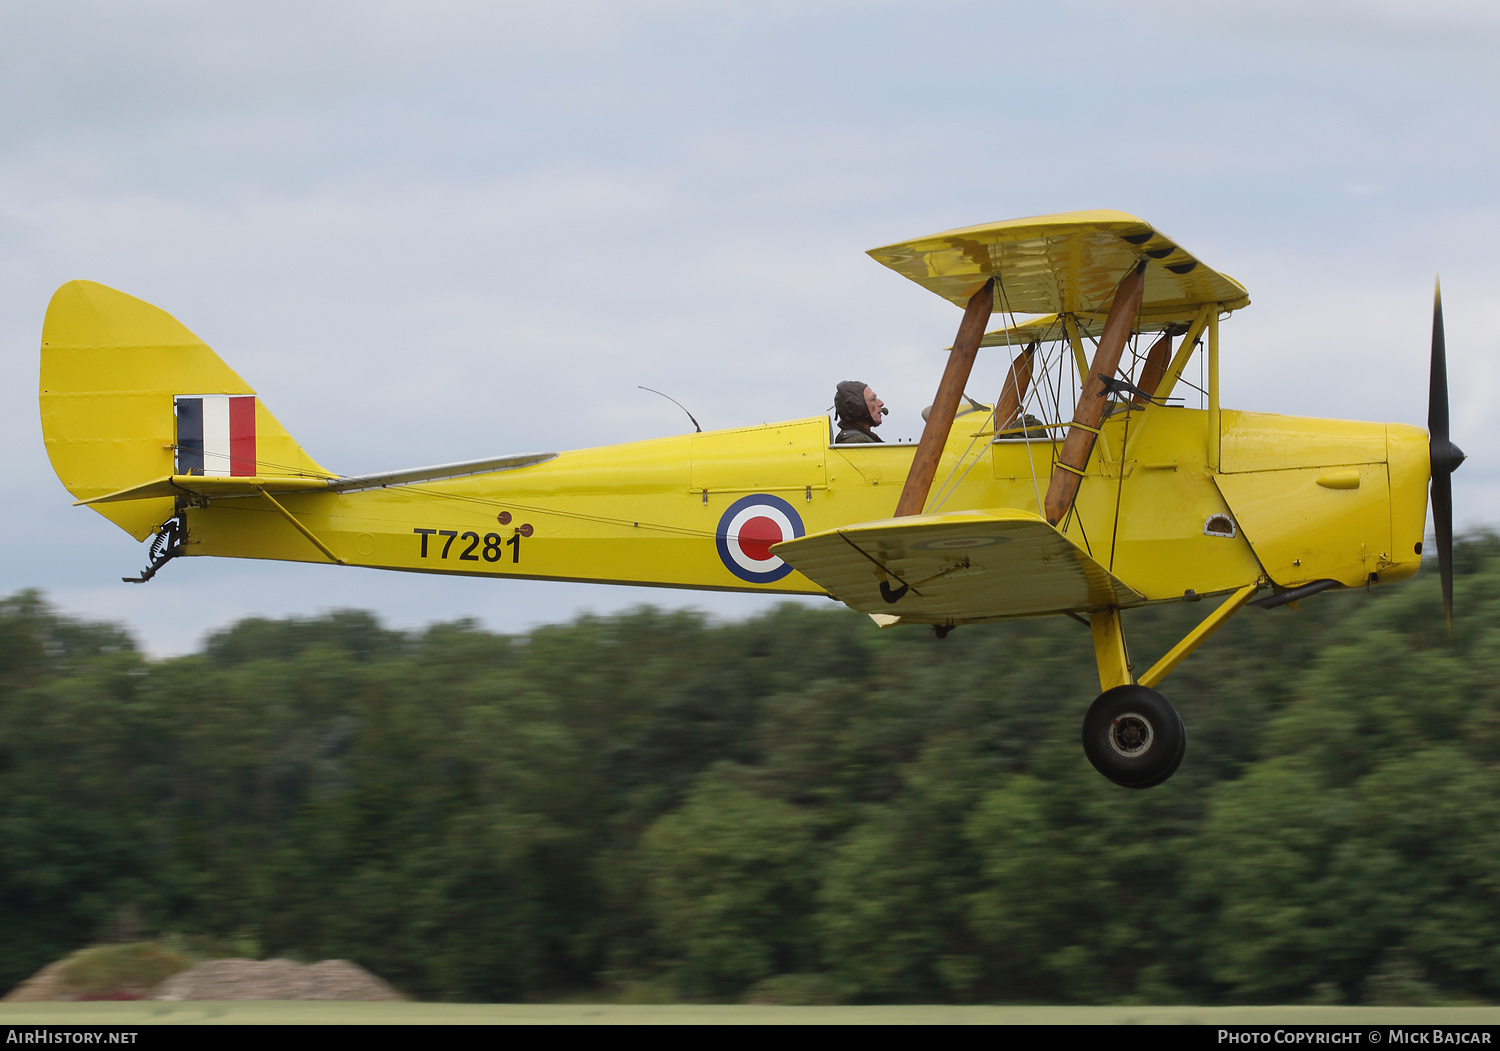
[1081,684,1185,789]
[1081,585,1259,788]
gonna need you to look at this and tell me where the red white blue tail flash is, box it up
[175,395,257,476]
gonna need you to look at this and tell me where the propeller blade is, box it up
[1430,278,1448,444]
[1429,277,1463,633]
[1433,467,1454,634]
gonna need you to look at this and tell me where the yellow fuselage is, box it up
[184,404,1429,617]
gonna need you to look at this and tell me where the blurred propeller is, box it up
[1429,277,1466,632]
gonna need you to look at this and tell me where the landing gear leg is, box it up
[1083,607,1184,788]
[1078,586,1259,788]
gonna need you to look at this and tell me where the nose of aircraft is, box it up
[1431,438,1466,476]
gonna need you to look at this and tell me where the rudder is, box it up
[40,281,331,540]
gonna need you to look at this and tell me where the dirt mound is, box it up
[150,958,403,1001]
[3,961,71,1003]
[2,943,193,1002]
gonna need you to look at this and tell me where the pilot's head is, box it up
[836,380,886,429]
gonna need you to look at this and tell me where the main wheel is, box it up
[1081,684,1186,789]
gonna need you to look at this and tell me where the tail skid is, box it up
[123,515,185,583]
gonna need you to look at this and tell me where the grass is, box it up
[4,1002,1500,1025]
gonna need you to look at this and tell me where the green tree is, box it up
[640,773,818,997]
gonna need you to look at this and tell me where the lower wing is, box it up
[773,507,1143,623]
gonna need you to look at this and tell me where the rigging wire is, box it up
[1014,315,1068,517]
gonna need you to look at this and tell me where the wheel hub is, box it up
[1108,714,1153,758]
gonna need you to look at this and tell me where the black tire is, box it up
[1081,684,1186,789]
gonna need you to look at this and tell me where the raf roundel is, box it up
[715,494,806,584]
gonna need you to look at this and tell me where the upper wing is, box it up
[773,507,1143,623]
[867,209,1248,319]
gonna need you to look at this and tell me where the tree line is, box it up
[4,534,1500,1004]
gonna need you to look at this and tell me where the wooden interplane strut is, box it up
[894,277,995,517]
[1133,330,1173,404]
[1043,263,1146,526]
[993,342,1037,434]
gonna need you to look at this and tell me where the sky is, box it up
[2,0,1497,654]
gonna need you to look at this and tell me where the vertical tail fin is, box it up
[40,281,331,540]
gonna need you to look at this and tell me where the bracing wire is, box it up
[1018,317,1069,516]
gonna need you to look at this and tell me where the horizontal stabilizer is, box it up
[326,452,557,493]
[77,452,559,505]
[773,508,1142,622]
[77,474,334,505]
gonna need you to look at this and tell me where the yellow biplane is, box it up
[38,210,1464,788]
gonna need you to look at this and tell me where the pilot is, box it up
[833,381,887,443]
